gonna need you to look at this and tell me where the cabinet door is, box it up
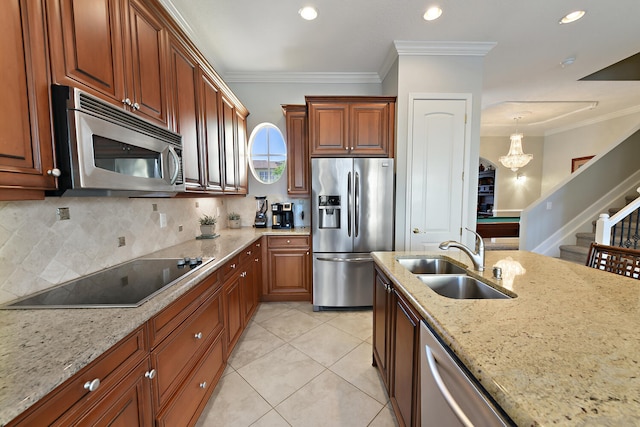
[350,102,392,156]
[236,110,248,194]
[392,290,421,427]
[0,0,56,199]
[168,37,202,190]
[199,71,223,191]
[46,0,126,104]
[265,248,311,300]
[372,267,391,389]
[308,102,348,156]
[223,273,243,355]
[125,0,169,125]
[283,105,310,195]
[70,358,154,427]
[221,95,238,191]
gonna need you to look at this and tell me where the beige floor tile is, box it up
[250,409,290,427]
[326,309,374,340]
[237,344,325,406]
[290,302,340,321]
[259,308,324,341]
[330,342,389,404]
[276,370,383,427]
[290,322,362,367]
[369,402,399,427]
[195,371,271,427]
[228,322,286,370]
[252,302,297,323]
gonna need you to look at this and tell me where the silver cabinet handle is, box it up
[84,378,100,392]
[425,346,474,427]
[194,332,203,339]
[316,256,372,263]
[199,381,207,389]
[145,369,156,379]
[47,168,61,177]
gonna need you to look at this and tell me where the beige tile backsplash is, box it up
[0,197,226,305]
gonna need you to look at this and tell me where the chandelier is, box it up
[499,118,533,172]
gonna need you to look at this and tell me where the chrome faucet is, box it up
[439,228,485,271]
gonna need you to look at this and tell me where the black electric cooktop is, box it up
[2,257,213,309]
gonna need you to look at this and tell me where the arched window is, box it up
[248,123,286,184]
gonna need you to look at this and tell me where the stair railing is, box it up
[595,187,640,249]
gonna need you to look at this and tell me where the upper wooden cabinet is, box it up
[282,105,310,196]
[306,96,396,157]
[47,0,170,126]
[0,0,57,200]
[220,95,248,194]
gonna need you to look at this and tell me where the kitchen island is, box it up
[0,227,309,426]
[372,249,640,425]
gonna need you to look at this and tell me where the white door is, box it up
[408,99,467,250]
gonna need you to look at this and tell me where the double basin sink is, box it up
[396,257,513,300]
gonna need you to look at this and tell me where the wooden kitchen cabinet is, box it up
[263,236,311,302]
[372,266,421,427]
[0,0,57,200]
[282,105,310,196]
[8,326,150,426]
[240,239,262,324]
[47,0,170,126]
[220,95,249,194]
[199,70,224,192]
[306,96,396,157]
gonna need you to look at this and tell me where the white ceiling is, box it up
[161,0,640,136]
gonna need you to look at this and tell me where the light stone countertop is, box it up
[372,250,640,426]
[0,227,309,426]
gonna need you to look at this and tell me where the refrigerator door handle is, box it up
[316,256,373,263]
[355,171,360,237]
[347,171,352,237]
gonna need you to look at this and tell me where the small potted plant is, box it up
[228,212,241,229]
[199,214,217,237]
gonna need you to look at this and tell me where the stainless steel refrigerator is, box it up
[312,158,394,311]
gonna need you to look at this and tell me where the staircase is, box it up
[559,191,640,264]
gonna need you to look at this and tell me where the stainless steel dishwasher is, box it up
[420,321,513,426]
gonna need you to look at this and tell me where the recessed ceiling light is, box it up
[423,6,443,21]
[559,10,585,24]
[299,6,318,20]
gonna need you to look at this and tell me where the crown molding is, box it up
[224,71,381,84]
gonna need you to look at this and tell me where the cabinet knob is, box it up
[247,250,252,255]
[351,146,354,150]
[47,168,61,177]
[84,378,100,392]
[287,240,291,244]
[412,228,420,234]
[199,381,207,389]
[306,251,309,255]
[145,369,156,380]
[133,102,140,110]
[256,243,261,247]
[194,332,203,339]
[230,263,236,269]
[255,258,259,262]
[345,147,349,151]
[122,98,132,106]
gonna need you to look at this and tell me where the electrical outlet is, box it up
[178,225,183,232]
[195,201,199,208]
[118,236,126,247]
[57,207,70,220]
[152,203,158,212]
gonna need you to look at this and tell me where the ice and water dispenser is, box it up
[318,195,341,229]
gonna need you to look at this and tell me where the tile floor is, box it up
[195,302,399,427]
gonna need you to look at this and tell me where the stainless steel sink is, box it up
[416,275,511,300]
[397,257,467,275]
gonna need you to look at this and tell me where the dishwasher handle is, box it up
[425,345,474,427]
[316,256,372,263]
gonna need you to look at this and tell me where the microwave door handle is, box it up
[168,146,180,185]
[347,171,352,237]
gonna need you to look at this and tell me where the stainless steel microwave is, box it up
[48,85,185,197]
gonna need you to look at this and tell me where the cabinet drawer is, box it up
[267,235,309,248]
[149,271,221,347]
[156,333,225,427]
[239,244,256,264]
[10,327,147,426]
[222,255,240,281]
[152,287,224,409]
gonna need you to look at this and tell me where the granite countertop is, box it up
[0,227,309,426]
[372,250,640,426]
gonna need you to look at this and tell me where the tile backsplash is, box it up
[0,197,226,305]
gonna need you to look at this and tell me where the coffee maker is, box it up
[271,202,294,229]
[254,196,268,228]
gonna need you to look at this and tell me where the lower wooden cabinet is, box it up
[223,269,244,356]
[373,265,421,427]
[263,235,311,301]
